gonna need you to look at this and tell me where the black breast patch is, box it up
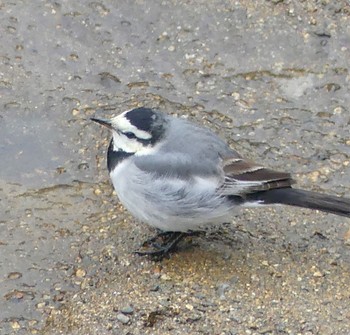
[107,139,134,172]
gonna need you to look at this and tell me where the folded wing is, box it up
[218,157,295,196]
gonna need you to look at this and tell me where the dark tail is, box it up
[247,188,350,218]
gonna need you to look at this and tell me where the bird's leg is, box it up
[135,231,190,259]
[140,230,176,247]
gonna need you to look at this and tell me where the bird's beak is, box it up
[91,117,113,129]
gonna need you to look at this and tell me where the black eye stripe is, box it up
[123,131,137,139]
[121,130,152,145]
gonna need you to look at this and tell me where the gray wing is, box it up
[218,156,295,196]
[134,116,293,191]
[133,152,222,179]
[134,116,240,179]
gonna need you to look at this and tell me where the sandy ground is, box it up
[1,1,350,334]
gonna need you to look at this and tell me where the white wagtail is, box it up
[92,107,350,257]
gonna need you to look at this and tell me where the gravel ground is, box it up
[1,1,350,334]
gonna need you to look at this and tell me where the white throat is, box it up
[112,130,163,157]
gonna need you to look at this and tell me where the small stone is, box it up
[187,314,201,322]
[78,162,89,170]
[343,229,350,242]
[53,293,65,302]
[217,283,230,300]
[36,302,46,309]
[4,290,24,300]
[185,304,194,311]
[56,166,66,174]
[7,272,22,280]
[116,313,130,324]
[231,92,240,100]
[259,326,274,334]
[121,306,134,314]
[159,299,170,307]
[28,320,38,327]
[71,108,79,116]
[94,188,102,196]
[69,53,79,61]
[308,171,320,182]
[150,285,160,292]
[309,17,317,25]
[75,268,86,278]
[333,106,343,114]
[313,271,323,278]
[11,321,21,330]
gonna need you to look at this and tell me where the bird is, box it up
[91,107,350,257]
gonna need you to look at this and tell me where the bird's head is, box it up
[91,107,168,155]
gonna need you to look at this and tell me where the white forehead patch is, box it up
[111,111,152,140]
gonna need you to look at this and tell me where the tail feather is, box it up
[247,188,350,218]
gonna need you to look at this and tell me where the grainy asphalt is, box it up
[1,1,350,334]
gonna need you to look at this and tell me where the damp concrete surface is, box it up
[1,1,350,334]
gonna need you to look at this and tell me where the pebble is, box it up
[5,290,24,300]
[121,306,134,314]
[94,188,102,196]
[36,302,46,309]
[308,171,320,182]
[150,285,160,292]
[333,106,343,114]
[160,274,171,281]
[71,108,79,116]
[75,268,86,278]
[116,313,130,324]
[7,272,22,280]
[313,271,323,278]
[217,283,230,300]
[185,304,194,311]
[343,229,350,242]
[11,321,21,330]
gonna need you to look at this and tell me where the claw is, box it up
[135,231,187,260]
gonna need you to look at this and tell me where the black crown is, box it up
[125,107,157,133]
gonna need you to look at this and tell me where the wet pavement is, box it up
[1,0,350,334]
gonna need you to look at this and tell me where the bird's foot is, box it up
[135,231,202,260]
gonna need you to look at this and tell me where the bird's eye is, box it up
[123,131,137,139]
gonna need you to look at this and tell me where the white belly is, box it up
[109,160,234,232]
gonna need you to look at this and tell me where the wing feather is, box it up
[218,156,295,195]
[134,151,294,197]
[134,153,221,180]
